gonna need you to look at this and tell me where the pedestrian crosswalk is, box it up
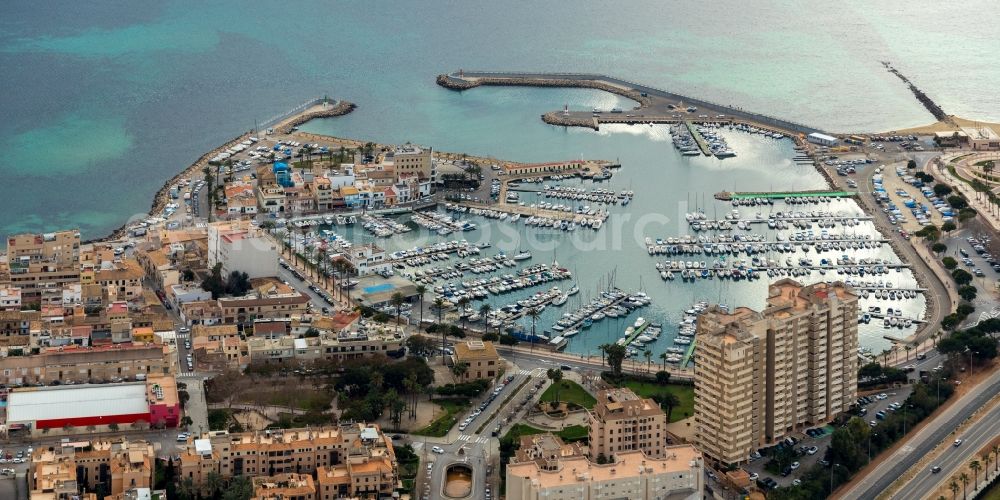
[456,434,490,444]
[178,371,198,378]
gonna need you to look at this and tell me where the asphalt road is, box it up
[841,366,1000,499]
[895,401,1000,499]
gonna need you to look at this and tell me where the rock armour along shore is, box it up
[87,100,355,244]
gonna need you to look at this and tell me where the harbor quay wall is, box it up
[438,71,823,136]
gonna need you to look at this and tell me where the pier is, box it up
[683,120,712,156]
[455,201,609,224]
[560,292,635,332]
[715,190,857,201]
[618,320,652,346]
[681,339,697,367]
[437,71,825,137]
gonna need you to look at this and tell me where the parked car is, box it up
[431,446,445,454]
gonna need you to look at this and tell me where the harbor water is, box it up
[300,93,922,355]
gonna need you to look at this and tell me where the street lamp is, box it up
[830,463,841,493]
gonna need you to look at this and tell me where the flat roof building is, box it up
[588,388,668,461]
[8,375,181,434]
[960,125,1000,150]
[506,446,703,500]
[807,132,839,147]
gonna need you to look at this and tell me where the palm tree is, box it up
[982,453,992,482]
[415,284,427,327]
[178,476,197,500]
[993,444,999,472]
[960,472,969,500]
[457,296,470,331]
[390,292,405,332]
[643,349,653,373]
[528,307,540,351]
[451,362,469,382]
[433,297,446,362]
[661,392,681,421]
[949,480,959,499]
[202,165,215,222]
[659,352,668,371]
[905,345,912,362]
[479,303,492,335]
[599,343,609,366]
[970,460,981,490]
[546,368,564,404]
[205,471,224,497]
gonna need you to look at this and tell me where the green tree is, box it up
[970,459,981,490]
[390,292,406,333]
[414,284,427,327]
[546,368,564,403]
[433,297,446,362]
[643,349,653,373]
[457,296,471,331]
[451,362,469,382]
[655,370,671,385]
[933,183,953,197]
[602,343,627,378]
[659,352,668,371]
[932,242,947,254]
[660,392,681,421]
[943,256,958,270]
[958,285,977,301]
[479,302,493,334]
[528,307,541,350]
[952,268,973,285]
[960,472,969,500]
[941,221,957,233]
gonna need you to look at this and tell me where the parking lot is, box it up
[744,386,913,489]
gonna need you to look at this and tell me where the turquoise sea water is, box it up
[2,0,1000,237]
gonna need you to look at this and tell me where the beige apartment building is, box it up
[30,438,155,498]
[387,144,433,181]
[179,424,397,499]
[246,330,403,366]
[694,279,858,465]
[452,340,501,381]
[252,473,316,500]
[506,446,703,500]
[588,388,668,461]
[5,230,81,305]
[0,343,170,385]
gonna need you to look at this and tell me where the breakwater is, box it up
[88,97,355,244]
[881,61,951,124]
[437,71,823,136]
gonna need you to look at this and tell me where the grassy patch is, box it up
[411,398,469,437]
[622,381,695,423]
[237,382,333,412]
[273,411,333,428]
[538,380,596,409]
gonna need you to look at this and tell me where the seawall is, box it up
[87,98,355,244]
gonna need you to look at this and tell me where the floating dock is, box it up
[715,190,857,201]
[681,338,697,367]
[683,120,711,156]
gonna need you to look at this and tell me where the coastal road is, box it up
[837,365,1000,499]
[893,401,1000,499]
